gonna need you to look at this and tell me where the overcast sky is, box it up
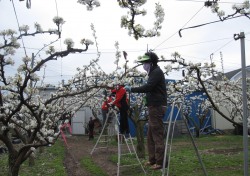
[1,0,249,86]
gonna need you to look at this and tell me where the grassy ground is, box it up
[82,134,249,176]
[167,135,247,176]
[81,156,109,176]
[107,134,248,176]
[0,141,66,176]
[0,135,249,176]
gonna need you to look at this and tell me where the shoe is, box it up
[144,161,155,167]
[151,164,162,170]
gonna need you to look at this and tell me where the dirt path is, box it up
[63,135,118,176]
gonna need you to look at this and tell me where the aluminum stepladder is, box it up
[161,101,208,176]
[90,107,116,155]
[90,107,146,176]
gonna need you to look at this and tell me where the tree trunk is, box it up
[8,151,21,176]
[135,121,146,158]
[29,155,35,166]
[130,105,146,158]
[39,146,44,153]
[195,128,200,138]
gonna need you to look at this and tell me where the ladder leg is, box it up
[162,102,182,176]
[126,133,146,174]
[90,111,112,155]
[162,103,175,176]
[123,134,132,153]
[117,130,121,176]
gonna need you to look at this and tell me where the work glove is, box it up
[108,103,115,108]
[124,85,131,92]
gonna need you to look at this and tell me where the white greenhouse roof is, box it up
[230,66,250,81]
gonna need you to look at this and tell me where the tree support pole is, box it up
[234,32,249,176]
[183,115,208,176]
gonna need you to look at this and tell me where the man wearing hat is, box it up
[125,52,167,170]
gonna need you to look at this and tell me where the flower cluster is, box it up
[119,1,165,40]
[77,0,100,11]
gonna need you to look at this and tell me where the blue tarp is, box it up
[128,90,212,137]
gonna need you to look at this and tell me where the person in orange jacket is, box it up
[109,83,130,135]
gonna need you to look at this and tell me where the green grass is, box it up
[80,156,108,176]
[167,135,247,176]
[0,135,248,176]
[108,135,249,176]
[0,141,66,176]
[0,151,8,176]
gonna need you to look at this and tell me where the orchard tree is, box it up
[208,0,249,20]
[0,16,103,175]
[159,52,250,131]
[179,0,250,36]
[20,0,165,40]
[117,0,165,40]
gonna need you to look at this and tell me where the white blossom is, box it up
[53,16,65,25]
[34,22,43,32]
[30,147,36,152]
[64,38,74,48]
[48,137,54,143]
[19,25,29,33]
[1,126,7,131]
